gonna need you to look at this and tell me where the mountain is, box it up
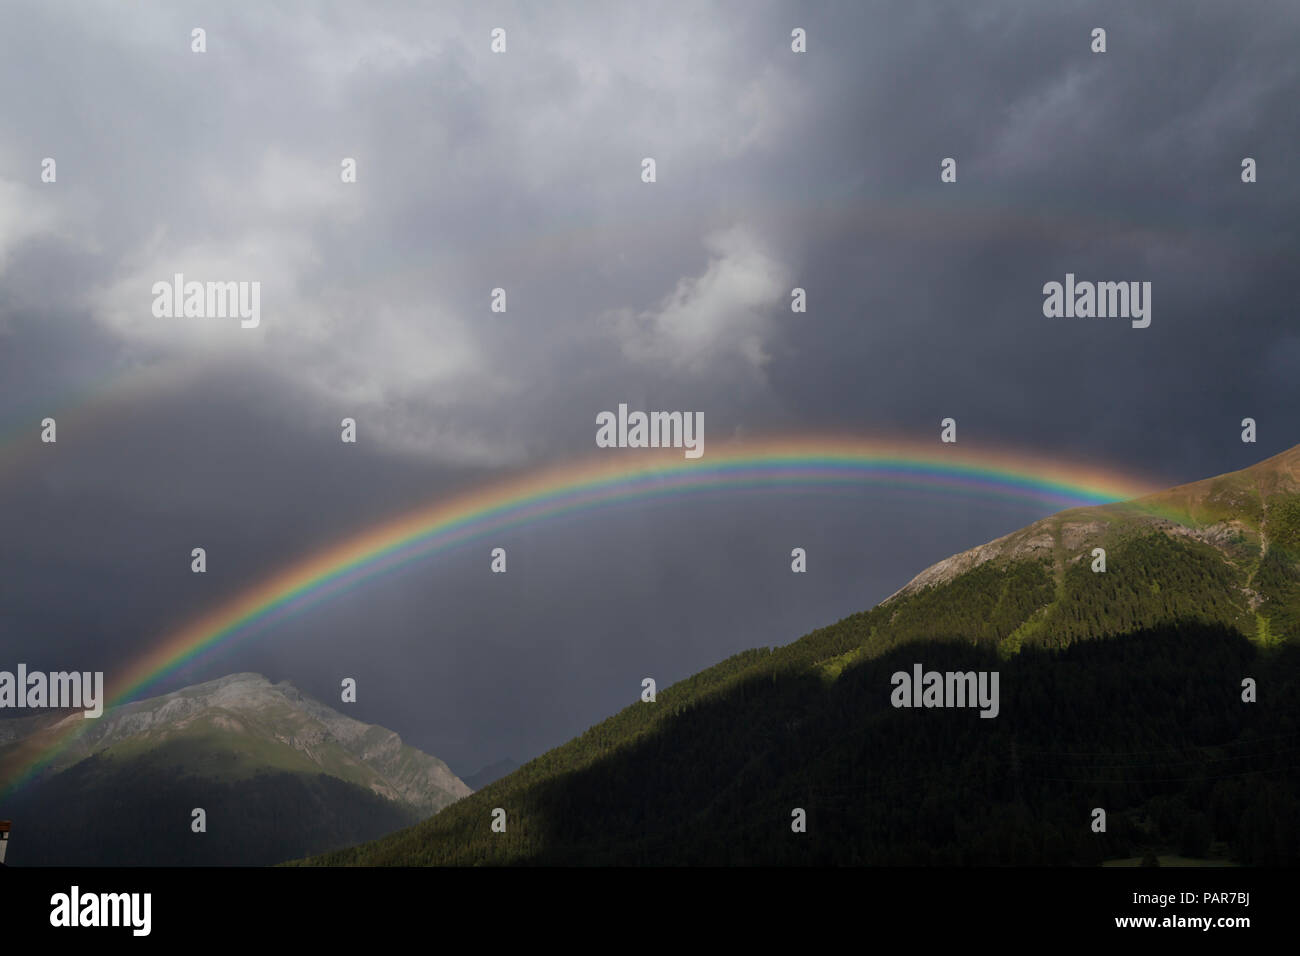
[463,758,519,791]
[0,673,470,865]
[878,441,1300,651]
[302,445,1300,866]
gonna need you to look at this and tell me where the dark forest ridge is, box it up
[301,443,1300,866]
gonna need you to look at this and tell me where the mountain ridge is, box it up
[0,672,471,865]
[301,443,1300,866]
[463,758,519,791]
[3,672,470,817]
[886,443,1300,605]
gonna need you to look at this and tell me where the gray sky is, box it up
[1,0,1297,775]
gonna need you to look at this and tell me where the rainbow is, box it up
[0,435,1166,796]
[0,356,218,485]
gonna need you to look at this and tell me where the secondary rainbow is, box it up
[0,435,1165,796]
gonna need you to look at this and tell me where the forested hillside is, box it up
[302,447,1300,866]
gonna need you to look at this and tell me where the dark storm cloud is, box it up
[764,0,1300,478]
[1,1,1297,772]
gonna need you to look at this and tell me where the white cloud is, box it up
[90,224,506,462]
[6,3,810,464]
[0,177,66,277]
[610,225,791,375]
